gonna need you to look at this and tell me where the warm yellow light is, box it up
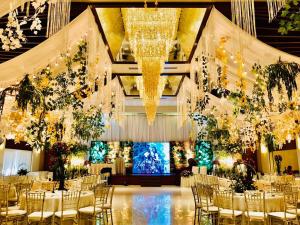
[70,156,85,167]
[261,143,268,154]
[122,8,181,124]
[297,135,300,149]
[219,156,235,169]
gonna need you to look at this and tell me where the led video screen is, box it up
[133,142,170,174]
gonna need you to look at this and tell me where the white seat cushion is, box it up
[28,211,54,221]
[220,209,243,217]
[245,211,266,220]
[102,203,112,209]
[202,206,218,212]
[79,206,102,214]
[268,212,297,220]
[0,209,27,217]
[55,210,77,218]
[287,209,300,215]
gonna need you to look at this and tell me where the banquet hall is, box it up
[0,0,299,224]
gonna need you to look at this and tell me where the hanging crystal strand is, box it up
[267,0,286,22]
[47,0,71,37]
[231,0,256,37]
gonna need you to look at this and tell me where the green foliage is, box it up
[16,74,42,113]
[72,107,105,142]
[69,143,89,155]
[278,0,300,35]
[265,60,300,102]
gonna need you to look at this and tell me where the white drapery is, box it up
[100,114,194,142]
[0,7,111,88]
[2,148,32,176]
[190,7,300,96]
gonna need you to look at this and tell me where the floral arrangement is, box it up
[274,154,283,175]
[180,170,193,177]
[0,0,48,51]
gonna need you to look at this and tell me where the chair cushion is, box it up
[202,206,218,212]
[102,203,112,209]
[0,209,27,217]
[268,212,297,220]
[245,211,266,220]
[79,206,102,214]
[219,209,243,217]
[55,210,77,218]
[28,211,54,221]
[287,209,300,215]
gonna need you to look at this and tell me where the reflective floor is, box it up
[112,186,195,225]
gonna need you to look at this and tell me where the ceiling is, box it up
[96,7,206,63]
[0,1,299,90]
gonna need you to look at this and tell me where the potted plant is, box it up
[274,155,283,175]
[48,142,71,190]
[17,168,28,176]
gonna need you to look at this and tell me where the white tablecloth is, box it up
[20,190,94,212]
[89,163,116,175]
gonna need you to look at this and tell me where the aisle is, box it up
[112,186,195,225]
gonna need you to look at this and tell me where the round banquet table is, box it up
[215,192,284,212]
[20,190,94,212]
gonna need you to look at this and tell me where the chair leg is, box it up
[110,209,113,225]
[194,208,197,225]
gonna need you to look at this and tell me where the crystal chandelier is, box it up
[122,8,181,124]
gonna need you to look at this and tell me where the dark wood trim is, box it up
[117,75,127,96]
[114,73,190,76]
[175,75,186,96]
[89,2,214,8]
[115,73,189,97]
[5,139,32,151]
[188,6,213,62]
[89,5,115,62]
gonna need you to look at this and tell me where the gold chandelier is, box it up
[122,8,181,125]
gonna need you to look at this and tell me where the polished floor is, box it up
[112,186,195,225]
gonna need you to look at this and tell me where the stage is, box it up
[111,174,181,187]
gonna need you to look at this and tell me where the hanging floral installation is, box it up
[186,35,300,155]
[0,0,48,51]
[278,0,300,34]
[0,39,122,152]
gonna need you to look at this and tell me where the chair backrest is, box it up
[196,184,214,210]
[81,182,94,191]
[60,190,81,218]
[244,191,266,218]
[108,186,115,206]
[191,186,200,208]
[93,184,110,214]
[215,190,235,212]
[283,191,298,219]
[41,181,56,191]
[26,192,46,222]
[15,181,33,204]
[0,186,10,218]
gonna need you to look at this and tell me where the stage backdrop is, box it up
[89,141,213,172]
[100,114,194,142]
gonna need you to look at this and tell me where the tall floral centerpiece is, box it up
[274,155,283,175]
[48,142,71,190]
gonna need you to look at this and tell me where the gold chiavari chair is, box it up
[79,184,109,224]
[197,184,218,224]
[81,182,94,191]
[0,185,27,225]
[215,190,242,225]
[191,185,201,225]
[27,192,54,225]
[268,191,299,224]
[244,191,267,225]
[54,190,81,225]
[15,181,33,207]
[41,181,56,192]
[102,186,115,225]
